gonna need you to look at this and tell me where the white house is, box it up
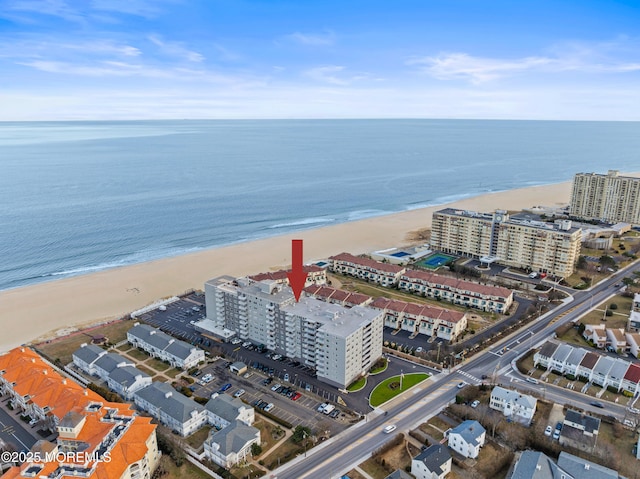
[204,421,261,468]
[626,332,640,358]
[446,420,485,459]
[106,365,152,400]
[411,445,452,479]
[133,382,208,436]
[205,393,254,429]
[606,328,627,353]
[489,386,537,425]
[583,324,607,349]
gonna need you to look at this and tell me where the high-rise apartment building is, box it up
[202,276,384,388]
[431,209,582,277]
[570,170,640,224]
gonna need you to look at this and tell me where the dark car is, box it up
[219,383,232,392]
[590,401,605,408]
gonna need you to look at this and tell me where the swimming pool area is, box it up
[416,253,456,269]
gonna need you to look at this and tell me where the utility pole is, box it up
[437,342,442,363]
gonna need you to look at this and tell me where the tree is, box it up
[576,255,588,270]
[251,443,262,456]
[292,425,312,444]
[599,255,616,268]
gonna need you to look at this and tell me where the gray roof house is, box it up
[411,445,452,479]
[384,471,414,479]
[133,382,208,436]
[106,365,152,400]
[72,344,105,373]
[549,343,573,373]
[607,358,631,390]
[127,323,205,369]
[509,450,570,479]
[534,341,560,368]
[591,355,616,387]
[560,410,600,452]
[556,451,620,479]
[490,386,537,424]
[93,353,131,377]
[446,420,485,459]
[205,393,254,429]
[564,348,587,376]
[204,421,261,469]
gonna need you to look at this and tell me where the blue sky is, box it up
[1,0,640,120]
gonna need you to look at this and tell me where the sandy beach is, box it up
[1,180,575,350]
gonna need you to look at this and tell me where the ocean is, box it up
[1,119,639,292]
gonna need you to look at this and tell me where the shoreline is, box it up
[0,180,575,350]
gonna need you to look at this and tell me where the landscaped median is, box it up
[347,376,367,392]
[369,373,430,407]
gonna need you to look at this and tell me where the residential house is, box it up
[303,284,373,308]
[489,386,537,424]
[622,364,640,397]
[133,382,208,436]
[370,297,468,341]
[626,332,640,358]
[583,324,607,349]
[127,323,205,370]
[630,311,640,333]
[509,450,571,479]
[564,348,587,377]
[560,410,600,453]
[106,365,152,400]
[446,420,485,459]
[556,451,621,479]
[606,328,627,353]
[411,445,452,479]
[576,351,600,381]
[205,393,255,430]
[591,356,615,387]
[71,343,111,374]
[533,341,560,369]
[204,421,261,468]
[549,343,573,374]
[398,269,513,314]
[606,359,630,391]
[329,252,406,287]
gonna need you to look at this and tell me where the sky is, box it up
[1,0,640,120]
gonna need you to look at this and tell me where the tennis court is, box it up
[416,253,456,269]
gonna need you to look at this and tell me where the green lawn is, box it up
[185,426,211,448]
[370,358,388,375]
[369,373,429,407]
[165,367,182,378]
[347,377,367,392]
[127,348,150,361]
[146,357,172,372]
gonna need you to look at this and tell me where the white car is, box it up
[415,347,423,353]
[231,338,242,345]
[317,403,328,413]
[383,425,397,434]
[233,389,245,398]
[271,383,282,391]
[470,400,480,408]
[457,381,466,389]
[544,425,552,436]
[264,403,275,412]
[242,341,252,348]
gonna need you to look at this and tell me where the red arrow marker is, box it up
[287,239,308,302]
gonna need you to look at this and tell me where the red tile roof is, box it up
[329,252,405,274]
[624,364,640,384]
[370,297,466,324]
[400,269,512,299]
[303,285,372,306]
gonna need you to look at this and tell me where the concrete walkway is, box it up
[355,465,376,479]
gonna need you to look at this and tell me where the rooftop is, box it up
[135,382,205,423]
[206,421,260,456]
[491,386,537,410]
[448,420,485,445]
[413,445,451,473]
[371,297,466,324]
[401,268,512,299]
[329,252,406,274]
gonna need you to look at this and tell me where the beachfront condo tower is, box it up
[570,170,640,225]
[431,209,582,278]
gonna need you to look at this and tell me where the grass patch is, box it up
[359,457,392,479]
[262,437,304,470]
[230,463,266,478]
[136,365,155,377]
[370,373,429,407]
[185,425,211,448]
[146,357,172,372]
[37,320,134,365]
[254,420,285,457]
[165,368,182,378]
[126,348,150,361]
[370,358,388,375]
[346,470,368,479]
[157,456,212,479]
[347,377,367,392]
[116,344,132,352]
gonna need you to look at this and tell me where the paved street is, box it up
[0,398,40,453]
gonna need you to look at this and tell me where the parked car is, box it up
[264,403,275,412]
[470,400,480,408]
[231,338,242,345]
[271,383,282,392]
[329,409,340,418]
[415,347,423,353]
[544,425,552,436]
[219,383,232,392]
[526,377,539,384]
[317,403,328,413]
[233,389,245,398]
[284,373,290,382]
[291,392,302,401]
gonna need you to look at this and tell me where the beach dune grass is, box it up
[369,373,429,407]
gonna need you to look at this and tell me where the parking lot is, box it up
[185,358,351,435]
[137,294,208,347]
[0,395,50,454]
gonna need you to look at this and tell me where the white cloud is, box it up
[304,65,348,85]
[286,31,335,46]
[148,34,204,62]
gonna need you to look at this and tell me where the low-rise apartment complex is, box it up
[371,297,468,341]
[328,252,406,287]
[398,269,513,314]
[0,347,160,479]
[431,208,582,277]
[127,323,205,370]
[570,170,640,225]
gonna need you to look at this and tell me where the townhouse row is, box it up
[328,252,514,314]
[534,340,640,394]
[0,347,160,479]
[127,323,205,370]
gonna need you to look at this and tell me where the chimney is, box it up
[62,379,67,385]
[43,370,48,375]
[585,464,590,470]
[84,390,88,396]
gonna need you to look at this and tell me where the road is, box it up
[272,263,640,479]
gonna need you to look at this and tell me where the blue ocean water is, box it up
[1,119,639,292]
